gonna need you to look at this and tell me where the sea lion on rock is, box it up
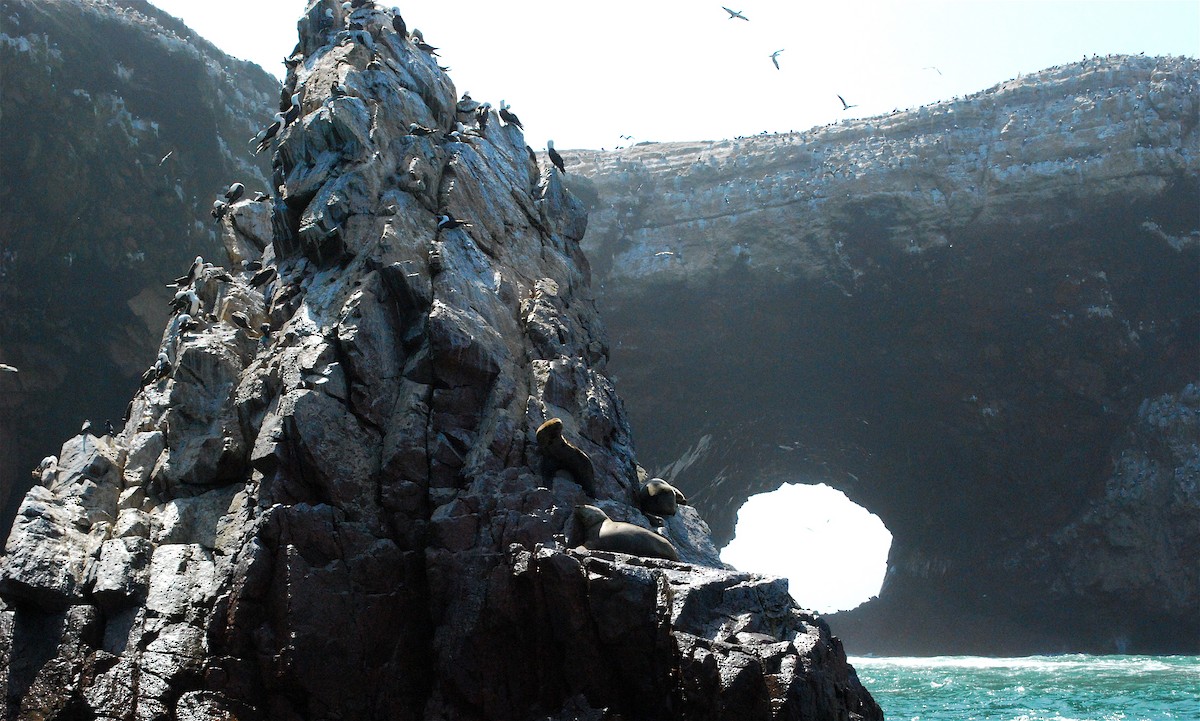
[636,478,688,517]
[536,417,596,496]
[575,505,679,562]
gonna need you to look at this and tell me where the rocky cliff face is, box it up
[565,54,1199,654]
[0,1,880,719]
[0,0,277,527]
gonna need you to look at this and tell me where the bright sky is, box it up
[721,483,892,613]
[148,1,1199,151]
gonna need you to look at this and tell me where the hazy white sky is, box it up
[149,1,1199,151]
[721,483,892,612]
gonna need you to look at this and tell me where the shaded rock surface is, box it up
[0,0,277,528]
[0,1,880,719]
[565,54,1199,654]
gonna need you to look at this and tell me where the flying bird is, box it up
[838,94,858,111]
[0,363,17,373]
[722,7,749,21]
[923,66,943,75]
[770,49,784,69]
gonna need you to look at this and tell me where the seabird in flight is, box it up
[254,112,285,154]
[0,363,17,373]
[838,94,858,111]
[498,100,523,129]
[923,66,943,75]
[722,7,749,21]
[547,140,566,174]
[770,49,784,69]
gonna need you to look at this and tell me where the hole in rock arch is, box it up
[720,483,892,613]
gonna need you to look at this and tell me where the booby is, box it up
[169,255,204,287]
[436,214,472,231]
[80,419,92,434]
[838,94,858,110]
[224,182,245,203]
[476,102,491,132]
[231,312,253,332]
[409,122,438,136]
[415,38,439,56]
[105,420,115,437]
[211,199,228,220]
[547,140,567,174]
[770,49,784,69]
[722,7,749,20]
[391,8,407,37]
[498,100,523,129]
[0,363,17,373]
[254,112,285,154]
[457,92,480,114]
[331,81,349,98]
[249,266,278,288]
[171,288,201,317]
[283,93,303,126]
[253,191,269,202]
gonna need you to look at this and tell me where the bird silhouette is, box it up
[722,6,749,21]
[838,94,858,111]
[770,49,784,69]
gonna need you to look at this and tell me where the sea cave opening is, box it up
[720,482,893,613]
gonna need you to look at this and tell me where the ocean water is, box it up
[850,655,1199,721]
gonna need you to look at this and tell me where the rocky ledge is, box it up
[0,1,879,719]
[564,53,1198,654]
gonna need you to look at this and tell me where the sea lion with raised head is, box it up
[636,478,689,517]
[575,505,679,561]
[536,417,596,496]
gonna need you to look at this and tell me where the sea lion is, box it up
[575,505,679,562]
[536,417,596,496]
[636,478,689,517]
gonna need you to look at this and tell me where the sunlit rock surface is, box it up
[0,1,881,718]
[566,54,1199,654]
[0,0,277,527]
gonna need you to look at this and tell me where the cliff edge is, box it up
[0,1,880,718]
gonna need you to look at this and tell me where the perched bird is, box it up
[211,199,228,220]
[437,214,472,231]
[224,182,245,203]
[722,6,749,20]
[838,94,858,110]
[249,266,278,288]
[409,123,438,136]
[391,8,407,37]
[547,140,566,174]
[169,255,204,288]
[770,49,784,69]
[456,92,480,114]
[475,102,492,132]
[105,420,115,437]
[331,81,349,98]
[80,419,92,434]
[231,312,254,333]
[283,93,303,126]
[414,37,438,55]
[253,191,270,202]
[498,100,523,129]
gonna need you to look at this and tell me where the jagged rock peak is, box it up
[0,1,880,719]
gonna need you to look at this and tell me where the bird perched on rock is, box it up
[211,199,228,220]
[456,92,480,114]
[498,100,523,129]
[250,266,278,288]
[224,182,245,204]
[168,255,204,288]
[230,312,253,332]
[436,214,472,231]
[80,419,92,434]
[391,8,407,37]
[475,102,492,132]
[409,122,438,136]
[105,420,116,437]
[547,139,567,174]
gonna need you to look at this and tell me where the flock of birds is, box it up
[721,6,860,113]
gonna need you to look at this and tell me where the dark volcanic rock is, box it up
[0,0,277,528]
[566,54,1199,654]
[0,1,880,719]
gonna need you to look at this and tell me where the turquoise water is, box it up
[850,655,1199,721]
